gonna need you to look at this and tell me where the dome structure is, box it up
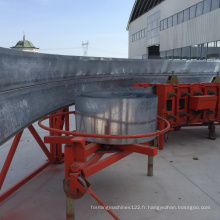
[11,35,39,53]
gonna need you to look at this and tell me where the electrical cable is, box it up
[171,112,199,126]
[40,47,82,51]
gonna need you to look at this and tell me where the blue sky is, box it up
[0,0,134,58]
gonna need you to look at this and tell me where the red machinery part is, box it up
[134,82,220,149]
[0,109,69,203]
[0,107,169,219]
[189,95,217,110]
[0,126,53,203]
[39,112,170,139]
[38,111,170,220]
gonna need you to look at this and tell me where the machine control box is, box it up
[189,95,217,110]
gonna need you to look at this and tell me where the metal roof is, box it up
[127,0,165,30]
[11,40,39,49]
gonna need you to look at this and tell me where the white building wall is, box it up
[12,48,39,53]
[128,0,220,58]
[160,0,220,51]
[160,0,202,19]
[128,4,162,58]
[128,13,148,58]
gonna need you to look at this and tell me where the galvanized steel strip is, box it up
[0,47,220,145]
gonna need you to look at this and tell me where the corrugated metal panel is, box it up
[160,0,202,19]
[128,0,220,57]
[160,8,220,51]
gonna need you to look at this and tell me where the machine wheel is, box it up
[63,177,85,199]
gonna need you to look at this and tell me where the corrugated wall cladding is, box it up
[128,0,220,58]
[160,8,220,51]
[160,0,202,19]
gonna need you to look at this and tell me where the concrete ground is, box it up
[0,121,220,220]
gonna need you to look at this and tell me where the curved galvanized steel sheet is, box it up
[1,47,220,145]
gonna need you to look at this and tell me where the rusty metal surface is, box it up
[1,47,220,145]
[75,90,157,145]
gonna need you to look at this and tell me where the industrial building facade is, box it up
[127,0,220,60]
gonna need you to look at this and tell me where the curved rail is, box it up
[1,47,220,145]
[38,112,170,139]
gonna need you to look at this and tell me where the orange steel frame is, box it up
[39,111,169,220]
[134,82,220,149]
[0,126,53,203]
[0,108,69,203]
[0,107,169,219]
[44,136,157,220]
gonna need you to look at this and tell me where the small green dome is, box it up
[11,35,39,49]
